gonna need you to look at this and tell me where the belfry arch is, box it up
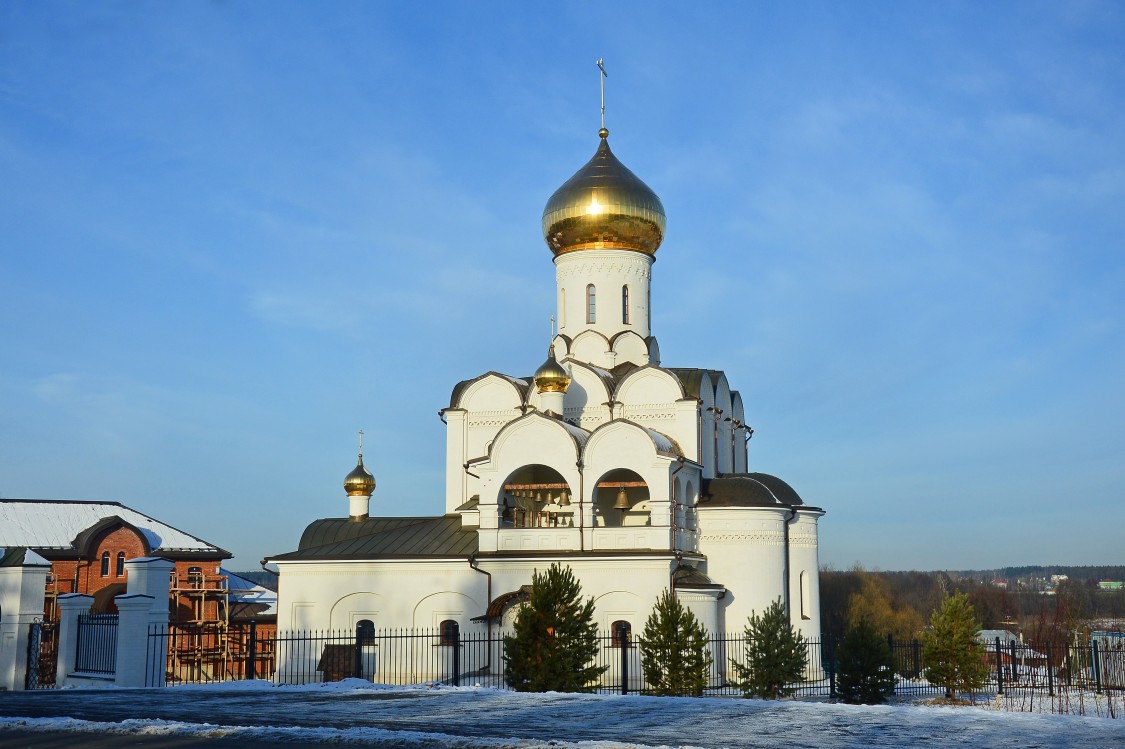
[499,464,575,529]
[592,468,650,528]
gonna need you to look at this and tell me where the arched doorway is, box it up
[593,469,649,528]
[500,465,574,528]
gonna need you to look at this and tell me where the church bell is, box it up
[613,486,630,510]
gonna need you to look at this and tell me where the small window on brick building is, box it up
[188,566,203,587]
[611,620,632,648]
[100,551,110,577]
[439,619,459,646]
[115,551,126,577]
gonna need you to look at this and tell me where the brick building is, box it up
[0,499,231,625]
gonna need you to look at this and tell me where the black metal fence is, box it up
[75,613,118,675]
[143,622,1122,698]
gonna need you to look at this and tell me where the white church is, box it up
[268,121,825,646]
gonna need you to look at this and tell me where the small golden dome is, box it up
[534,345,571,393]
[542,129,666,256]
[344,455,376,497]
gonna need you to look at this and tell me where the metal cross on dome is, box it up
[597,58,608,130]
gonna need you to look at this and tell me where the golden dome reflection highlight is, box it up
[542,129,666,257]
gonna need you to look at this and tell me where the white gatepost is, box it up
[117,557,173,688]
[0,549,51,690]
[55,593,94,687]
[112,594,154,687]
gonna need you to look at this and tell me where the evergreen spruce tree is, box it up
[922,592,990,702]
[730,599,807,699]
[639,590,713,696]
[503,563,606,692]
[836,618,896,704]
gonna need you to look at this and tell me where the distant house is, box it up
[977,629,1047,671]
[0,498,231,625]
[1098,580,1123,591]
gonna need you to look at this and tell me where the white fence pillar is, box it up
[120,557,173,688]
[113,594,154,687]
[54,593,94,687]
[0,550,51,690]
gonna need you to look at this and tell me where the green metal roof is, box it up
[270,515,479,562]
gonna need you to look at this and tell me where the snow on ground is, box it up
[1,681,1123,749]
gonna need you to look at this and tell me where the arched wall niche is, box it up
[498,463,576,529]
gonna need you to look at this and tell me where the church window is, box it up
[611,620,632,648]
[115,551,126,577]
[621,285,630,324]
[586,284,596,323]
[100,551,110,577]
[439,619,459,646]
[357,619,376,645]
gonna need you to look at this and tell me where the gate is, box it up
[24,619,58,690]
[75,613,119,675]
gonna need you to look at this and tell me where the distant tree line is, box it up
[820,566,1125,644]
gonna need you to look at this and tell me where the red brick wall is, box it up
[42,522,226,624]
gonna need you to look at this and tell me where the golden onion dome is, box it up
[533,345,571,393]
[542,128,666,256]
[343,455,376,497]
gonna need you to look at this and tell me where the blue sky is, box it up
[1,2,1122,572]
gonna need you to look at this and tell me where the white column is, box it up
[538,390,565,415]
[55,593,94,687]
[113,594,155,687]
[0,559,50,691]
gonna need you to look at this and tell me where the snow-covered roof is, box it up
[0,499,228,555]
[223,569,278,616]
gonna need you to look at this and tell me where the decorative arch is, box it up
[499,464,575,528]
[329,591,386,629]
[570,328,612,364]
[591,467,650,528]
[456,372,528,412]
[609,330,649,366]
[615,366,686,409]
[411,590,479,629]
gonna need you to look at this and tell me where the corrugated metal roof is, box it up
[272,515,478,561]
[0,499,228,554]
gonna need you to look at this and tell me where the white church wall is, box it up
[695,506,789,635]
[730,391,747,473]
[788,511,823,643]
[712,374,733,475]
[277,560,486,633]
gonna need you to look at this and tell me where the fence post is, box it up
[1009,639,1018,683]
[247,621,257,681]
[54,594,93,688]
[617,621,630,695]
[995,637,1003,696]
[1092,639,1102,694]
[827,635,837,699]
[451,622,461,687]
[114,594,154,688]
[1045,641,1054,696]
[912,639,920,679]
